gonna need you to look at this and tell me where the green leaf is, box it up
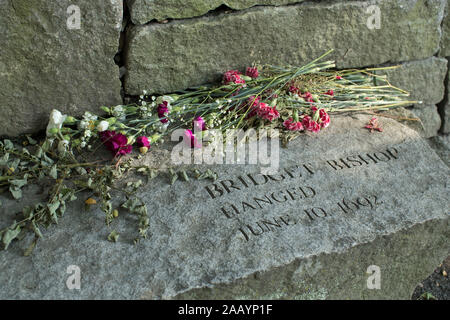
[107,230,119,243]
[3,139,13,150]
[10,177,27,188]
[26,136,38,145]
[121,197,140,212]
[180,170,189,182]
[2,224,22,250]
[22,206,34,219]
[35,147,43,159]
[0,153,9,166]
[47,201,61,224]
[31,221,43,238]
[49,165,58,179]
[9,186,22,200]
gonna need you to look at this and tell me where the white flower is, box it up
[83,111,97,121]
[154,122,169,132]
[46,109,67,137]
[57,139,69,155]
[156,95,174,106]
[97,120,109,132]
[113,105,124,113]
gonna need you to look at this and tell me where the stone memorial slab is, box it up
[0,114,448,299]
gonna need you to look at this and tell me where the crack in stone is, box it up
[437,58,449,132]
[115,0,133,104]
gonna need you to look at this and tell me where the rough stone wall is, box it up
[1,0,449,137]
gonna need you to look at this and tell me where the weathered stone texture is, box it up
[379,57,447,105]
[125,0,446,94]
[0,0,123,136]
[411,105,442,138]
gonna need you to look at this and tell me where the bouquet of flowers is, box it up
[0,50,417,253]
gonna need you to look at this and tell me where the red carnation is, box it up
[136,136,150,148]
[157,101,169,123]
[100,131,132,156]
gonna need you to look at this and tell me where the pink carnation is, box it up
[246,67,259,79]
[193,116,206,132]
[256,103,280,121]
[301,92,315,103]
[309,121,321,133]
[319,109,330,128]
[184,129,202,149]
[283,118,304,131]
[99,131,132,156]
[324,90,334,96]
[223,70,245,85]
[302,115,312,131]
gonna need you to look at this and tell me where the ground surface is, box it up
[412,256,450,300]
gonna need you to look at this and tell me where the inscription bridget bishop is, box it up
[204,147,399,241]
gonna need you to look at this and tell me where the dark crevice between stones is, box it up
[437,59,449,133]
[114,0,133,104]
[133,1,311,26]
[138,3,237,26]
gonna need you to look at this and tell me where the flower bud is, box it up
[139,146,148,154]
[64,116,76,125]
[107,117,117,124]
[48,128,59,135]
[150,134,160,143]
[113,209,119,218]
[100,106,111,114]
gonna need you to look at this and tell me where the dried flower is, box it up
[85,198,97,205]
[364,117,383,132]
